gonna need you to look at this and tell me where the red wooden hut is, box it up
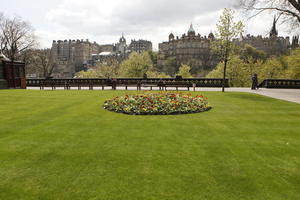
[0,54,26,89]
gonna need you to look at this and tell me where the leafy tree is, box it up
[207,47,300,87]
[75,62,119,78]
[146,71,170,78]
[207,55,255,87]
[186,58,200,75]
[286,47,300,79]
[147,50,158,67]
[119,51,153,78]
[177,64,193,78]
[239,0,300,30]
[238,44,267,75]
[259,56,288,80]
[212,8,244,92]
[241,44,267,63]
[163,57,177,76]
[75,70,100,78]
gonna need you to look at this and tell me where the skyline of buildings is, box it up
[30,19,300,78]
[45,31,299,52]
[157,21,298,77]
[50,35,153,78]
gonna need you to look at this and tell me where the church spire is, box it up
[270,16,278,38]
[119,34,126,43]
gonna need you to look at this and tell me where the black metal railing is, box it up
[258,79,300,89]
[26,78,229,90]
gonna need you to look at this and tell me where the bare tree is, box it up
[0,13,36,62]
[239,0,300,31]
[23,49,57,78]
[37,49,57,78]
[0,13,5,52]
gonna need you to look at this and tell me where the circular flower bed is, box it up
[103,92,212,115]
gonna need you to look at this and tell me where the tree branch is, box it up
[253,6,300,22]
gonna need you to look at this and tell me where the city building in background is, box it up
[158,21,298,77]
[128,39,152,53]
[233,18,291,56]
[51,35,153,78]
[158,24,219,77]
[51,39,100,78]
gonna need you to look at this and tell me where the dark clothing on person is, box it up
[112,78,117,90]
[137,81,142,91]
[251,74,258,90]
[158,79,165,91]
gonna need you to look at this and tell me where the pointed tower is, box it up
[270,17,278,38]
[119,34,126,44]
[117,34,127,54]
[169,32,175,41]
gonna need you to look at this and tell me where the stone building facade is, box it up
[94,36,153,66]
[99,44,115,53]
[158,24,219,76]
[233,34,290,56]
[128,39,152,53]
[116,35,127,54]
[51,35,154,78]
[51,39,100,78]
[158,22,299,77]
[233,19,291,56]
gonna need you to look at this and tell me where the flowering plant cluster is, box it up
[103,92,211,115]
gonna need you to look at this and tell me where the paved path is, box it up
[198,88,300,104]
[27,87,300,104]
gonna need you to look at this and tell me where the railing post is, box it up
[26,78,232,90]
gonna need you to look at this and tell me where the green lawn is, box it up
[0,90,300,200]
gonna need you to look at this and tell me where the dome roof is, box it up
[188,24,195,34]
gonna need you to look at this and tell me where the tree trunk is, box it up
[222,59,228,92]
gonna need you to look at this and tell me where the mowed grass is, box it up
[0,90,300,200]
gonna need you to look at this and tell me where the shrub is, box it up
[103,92,211,115]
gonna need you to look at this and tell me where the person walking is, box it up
[251,73,258,90]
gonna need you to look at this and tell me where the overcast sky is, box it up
[1,0,294,50]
